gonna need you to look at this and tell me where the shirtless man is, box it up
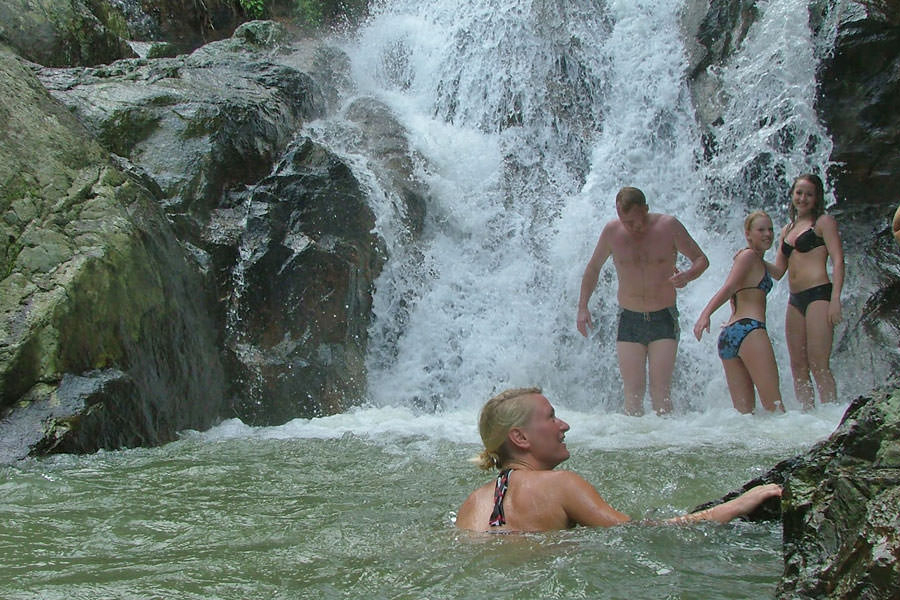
[455,387,782,532]
[577,187,708,415]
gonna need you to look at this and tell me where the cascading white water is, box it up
[322,0,856,413]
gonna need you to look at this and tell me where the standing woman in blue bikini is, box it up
[694,211,784,414]
[771,173,845,409]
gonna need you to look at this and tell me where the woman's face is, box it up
[746,215,774,251]
[519,394,570,469]
[791,179,819,217]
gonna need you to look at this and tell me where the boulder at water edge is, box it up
[0,45,226,461]
[695,387,900,599]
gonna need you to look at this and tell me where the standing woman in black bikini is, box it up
[693,211,784,414]
[771,173,845,409]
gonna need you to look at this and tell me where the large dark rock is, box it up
[33,22,422,425]
[222,137,384,422]
[818,9,900,214]
[0,45,226,461]
[0,0,137,66]
[694,386,900,598]
[777,388,900,599]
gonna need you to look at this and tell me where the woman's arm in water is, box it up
[662,484,782,525]
[560,472,632,528]
[562,474,781,528]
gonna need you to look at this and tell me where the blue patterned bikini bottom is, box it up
[717,318,766,360]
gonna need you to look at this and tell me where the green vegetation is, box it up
[238,0,267,19]
[234,0,370,28]
[294,0,325,26]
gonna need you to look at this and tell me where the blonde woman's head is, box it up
[472,387,542,471]
[744,210,771,236]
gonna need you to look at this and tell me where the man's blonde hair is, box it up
[472,387,542,470]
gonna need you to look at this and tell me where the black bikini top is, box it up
[489,468,512,527]
[781,226,825,257]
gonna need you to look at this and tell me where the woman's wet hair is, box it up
[472,387,542,470]
[788,173,825,223]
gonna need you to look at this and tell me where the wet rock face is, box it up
[0,0,244,67]
[0,46,226,461]
[777,389,900,598]
[818,13,900,213]
[2,16,428,454]
[21,23,417,429]
[695,387,900,599]
[0,0,137,67]
[221,137,385,423]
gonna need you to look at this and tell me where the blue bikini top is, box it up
[733,270,772,298]
[757,270,773,294]
[731,256,773,309]
[781,226,825,257]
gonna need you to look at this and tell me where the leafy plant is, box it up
[294,0,325,27]
[238,0,266,19]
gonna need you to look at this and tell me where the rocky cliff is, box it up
[696,386,900,599]
[1,18,426,457]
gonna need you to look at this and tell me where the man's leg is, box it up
[647,338,677,415]
[616,341,648,416]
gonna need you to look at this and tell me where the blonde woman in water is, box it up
[455,387,782,532]
[693,211,784,414]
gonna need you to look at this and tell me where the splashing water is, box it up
[310,0,871,415]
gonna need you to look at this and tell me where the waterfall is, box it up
[314,0,856,413]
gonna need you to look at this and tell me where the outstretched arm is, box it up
[577,228,613,337]
[559,473,780,528]
[663,484,782,525]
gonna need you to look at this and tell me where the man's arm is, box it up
[577,226,613,337]
[669,217,708,288]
